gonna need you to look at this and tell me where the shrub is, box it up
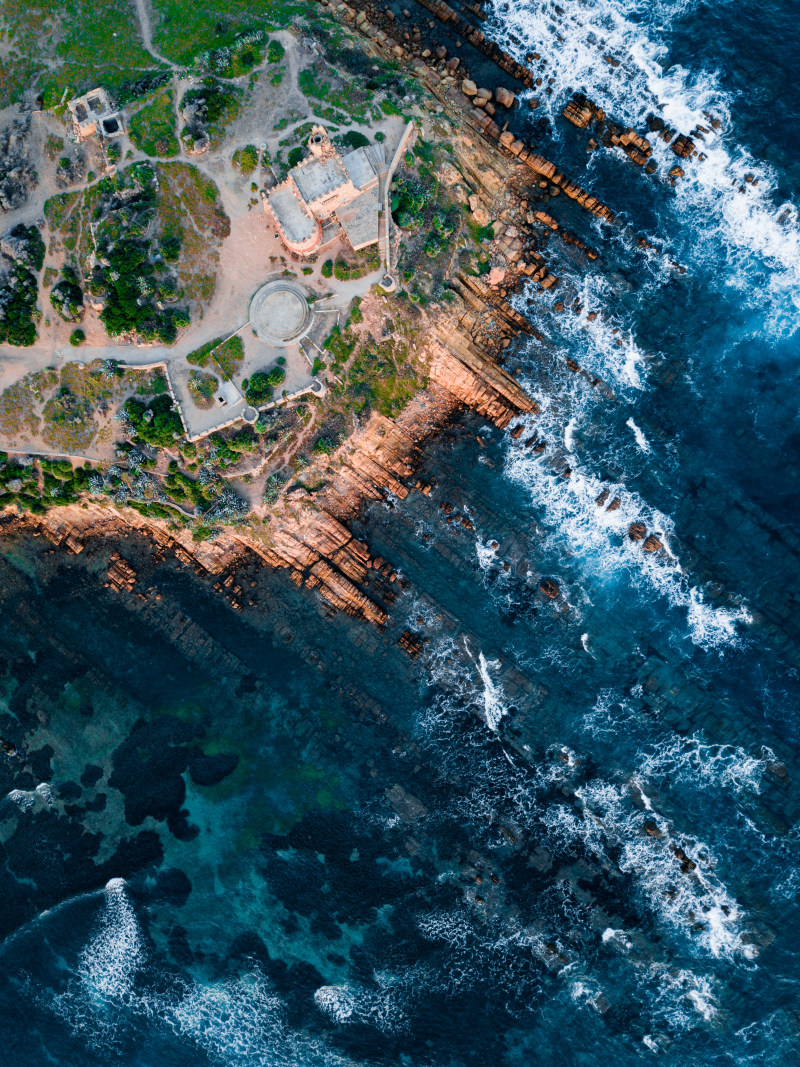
[188,370,218,409]
[210,334,244,379]
[124,394,183,447]
[50,278,84,322]
[233,144,259,174]
[342,130,370,149]
[287,146,304,168]
[321,259,333,278]
[267,39,285,64]
[69,329,86,346]
[244,370,273,405]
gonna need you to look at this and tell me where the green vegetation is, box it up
[44,134,64,161]
[155,161,230,311]
[50,269,83,322]
[124,393,183,447]
[267,38,285,64]
[0,224,45,344]
[345,336,423,417]
[187,334,243,380]
[128,89,179,157]
[232,144,259,174]
[99,238,187,342]
[181,79,241,147]
[287,146,304,168]
[148,0,310,67]
[321,259,333,278]
[331,252,379,281]
[186,338,217,369]
[203,29,266,78]
[0,453,97,514]
[245,364,285,405]
[70,328,86,346]
[2,0,161,110]
[323,324,357,365]
[342,130,370,149]
[188,370,218,409]
[210,334,244,380]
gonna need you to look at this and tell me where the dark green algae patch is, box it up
[0,520,396,946]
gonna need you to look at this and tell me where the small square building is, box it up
[67,88,124,141]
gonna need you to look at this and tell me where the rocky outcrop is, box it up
[0,119,37,213]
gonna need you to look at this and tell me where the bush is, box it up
[321,259,333,278]
[124,394,183,447]
[50,278,84,322]
[69,329,86,346]
[342,130,370,149]
[188,370,218,409]
[287,146,304,168]
[233,144,259,174]
[267,39,285,64]
[244,370,273,405]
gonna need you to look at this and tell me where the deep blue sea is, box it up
[1,0,800,1062]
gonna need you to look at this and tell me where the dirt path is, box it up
[132,0,177,69]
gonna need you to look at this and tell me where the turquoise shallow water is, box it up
[2,0,800,1062]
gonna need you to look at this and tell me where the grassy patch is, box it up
[149,0,311,66]
[1,0,162,109]
[128,89,179,157]
[188,370,219,409]
[155,161,230,313]
[232,144,259,174]
[209,334,244,380]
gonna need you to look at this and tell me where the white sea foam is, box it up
[567,779,751,959]
[477,652,507,732]
[486,0,800,322]
[78,878,144,1004]
[503,428,751,651]
[638,735,774,795]
[314,985,356,1023]
[314,976,408,1035]
[475,537,498,573]
[626,417,651,453]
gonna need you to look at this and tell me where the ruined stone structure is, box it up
[67,88,124,141]
[265,126,384,255]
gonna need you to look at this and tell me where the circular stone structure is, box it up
[250,278,313,347]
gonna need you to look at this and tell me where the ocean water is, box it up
[2,0,800,1062]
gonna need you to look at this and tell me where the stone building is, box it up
[67,88,124,141]
[265,126,384,256]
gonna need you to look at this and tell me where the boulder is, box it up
[488,266,506,286]
[643,535,662,552]
[628,521,646,541]
[461,78,478,96]
[496,87,516,108]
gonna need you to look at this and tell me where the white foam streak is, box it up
[487,0,800,319]
[504,431,750,650]
[477,652,507,732]
[626,417,651,453]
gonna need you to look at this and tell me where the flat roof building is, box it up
[67,88,124,141]
[265,126,384,256]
